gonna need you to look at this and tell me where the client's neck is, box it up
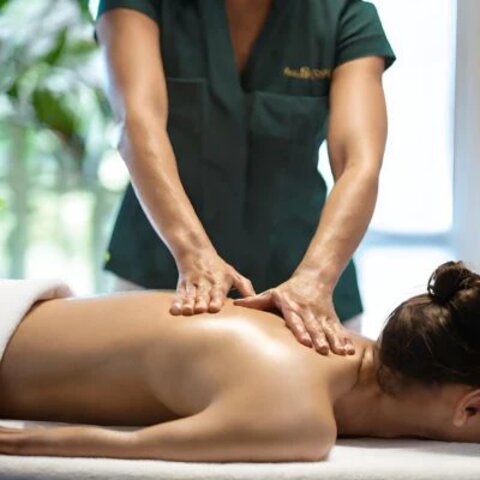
[333,344,451,440]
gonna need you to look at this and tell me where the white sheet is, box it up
[1,419,479,480]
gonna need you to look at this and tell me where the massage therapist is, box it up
[95,0,396,356]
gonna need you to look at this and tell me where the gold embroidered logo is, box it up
[283,66,331,80]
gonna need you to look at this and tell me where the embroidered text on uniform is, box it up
[283,66,331,80]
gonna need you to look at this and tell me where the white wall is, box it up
[370,0,456,235]
[454,0,480,270]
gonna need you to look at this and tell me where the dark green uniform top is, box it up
[96,0,396,322]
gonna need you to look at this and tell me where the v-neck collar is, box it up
[223,0,280,91]
[218,0,282,93]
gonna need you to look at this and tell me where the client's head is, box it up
[377,260,480,441]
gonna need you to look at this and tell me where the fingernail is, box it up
[317,344,329,354]
[302,336,313,347]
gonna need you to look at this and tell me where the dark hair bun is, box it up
[378,260,480,391]
[427,261,478,305]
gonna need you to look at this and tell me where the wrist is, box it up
[175,243,217,269]
[292,264,337,294]
[169,225,214,261]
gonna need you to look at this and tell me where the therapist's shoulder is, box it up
[93,1,169,124]
[95,5,160,46]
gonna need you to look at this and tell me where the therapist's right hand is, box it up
[170,249,256,315]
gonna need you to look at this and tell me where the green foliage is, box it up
[40,27,69,66]
[31,87,85,161]
[0,0,111,175]
[77,0,93,21]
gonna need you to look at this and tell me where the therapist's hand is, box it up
[233,272,355,356]
[171,249,256,315]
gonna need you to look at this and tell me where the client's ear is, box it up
[453,388,480,427]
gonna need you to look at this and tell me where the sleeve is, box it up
[334,0,396,71]
[94,0,161,42]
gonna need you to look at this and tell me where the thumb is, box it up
[232,273,256,297]
[233,290,274,310]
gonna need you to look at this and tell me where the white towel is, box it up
[0,279,73,363]
[0,419,480,479]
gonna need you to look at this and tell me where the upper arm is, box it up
[327,0,395,179]
[95,9,168,125]
[327,56,388,180]
[135,402,336,462]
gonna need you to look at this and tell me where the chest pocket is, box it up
[166,77,207,216]
[242,91,330,288]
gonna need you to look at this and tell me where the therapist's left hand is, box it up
[233,273,355,356]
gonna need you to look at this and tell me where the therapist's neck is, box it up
[333,344,456,441]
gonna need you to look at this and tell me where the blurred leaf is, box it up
[41,28,68,66]
[94,89,112,118]
[0,0,8,11]
[32,88,77,139]
[31,88,87,167]
[66,39,96,58]
[77,0,93,22]
[6,80,19,100]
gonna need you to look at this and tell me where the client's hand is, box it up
[171,249,256,315]
[233,273,355,356]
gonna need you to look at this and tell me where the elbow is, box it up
[273,427,336,462]
[305,442,334,462]
[119,106,168,135]
[116,92,168,139]
[116,106,168,158]
[278,440,334,463]
[336,160,382,187]
[298,430,336,462]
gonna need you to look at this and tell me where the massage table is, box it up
[1,418,480,480]
[0,280,479,478]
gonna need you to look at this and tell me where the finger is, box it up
[233,290,274,310]
[208,285,227,313]
[181,282,197,315]
[193,283,210,314]
[282,309,312,347]
[343,333,356,355]
[321,318,347,355]
[303,313,330,355]
[232,274,256,297]
[170,283,186,315]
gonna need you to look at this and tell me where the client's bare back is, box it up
[0,290,370,461]
[0,291,363,425]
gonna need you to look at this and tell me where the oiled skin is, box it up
[0,291,370,432]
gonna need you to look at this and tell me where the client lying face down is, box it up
[0,261,478,461]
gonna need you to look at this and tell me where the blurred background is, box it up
[0,0,478,338]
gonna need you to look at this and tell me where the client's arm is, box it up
[0,404,335,462]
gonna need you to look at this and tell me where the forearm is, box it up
[294,165,379,290]
[0,421,327,463]
[295,57,387,290]
[119,112,214,261]
[97,10,214,263]
[0,425,137,459]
